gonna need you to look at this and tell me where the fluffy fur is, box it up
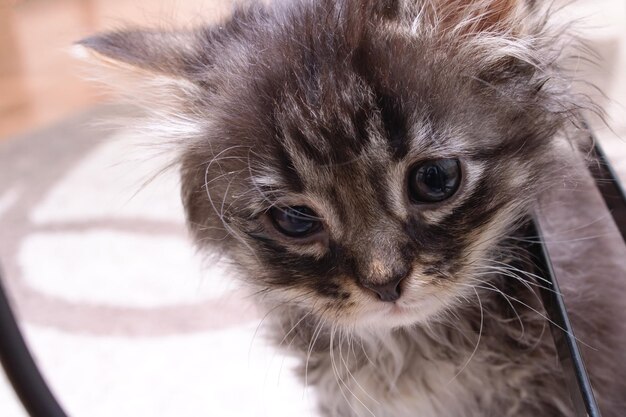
[77,1,626,416]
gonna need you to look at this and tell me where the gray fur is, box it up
[78,1,626,416]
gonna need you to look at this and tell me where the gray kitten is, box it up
[77,0,626,416]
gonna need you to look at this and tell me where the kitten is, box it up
[77,0,626,416]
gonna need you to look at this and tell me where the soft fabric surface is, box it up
[0,107,319,417]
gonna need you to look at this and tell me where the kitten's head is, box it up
[78,0,587,328]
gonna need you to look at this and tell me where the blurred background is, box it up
[0,0,624,416]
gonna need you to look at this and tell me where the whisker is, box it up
[329,326,359,417]
[447,287,484,384]
[338,327,380,405]
[468,283,596,351]
[304,313,329,395]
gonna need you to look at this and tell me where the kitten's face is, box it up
[79,0,577,328]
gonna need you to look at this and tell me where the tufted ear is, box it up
[73,28,219,124]
[73,28,220,147]
[75,29,205,75]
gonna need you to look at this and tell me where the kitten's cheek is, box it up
[283,242,329,259]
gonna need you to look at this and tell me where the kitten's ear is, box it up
[74,29,213,142]
[74,29,203,78]
[73,27,214,127]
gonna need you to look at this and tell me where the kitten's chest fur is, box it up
[271,279,571,417]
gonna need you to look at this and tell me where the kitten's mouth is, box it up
[358,300,418,321]
[355,302,426,328]
[387,303,413,316]
[357,293,449,328]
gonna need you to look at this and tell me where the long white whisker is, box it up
[469,283,596,350]
[304,314,328,395]
[338,327,380,405]
[447,287,484,384]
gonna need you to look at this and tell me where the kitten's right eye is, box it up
[408,158,462,203]
[269,206,322,238]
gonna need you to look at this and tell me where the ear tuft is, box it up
[75,29,199,76]
[73,27,210,130]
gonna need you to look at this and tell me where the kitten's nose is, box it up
[362,275,404,302]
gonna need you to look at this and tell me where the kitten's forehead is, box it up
[258,63,474,223]
[262,31,494,168]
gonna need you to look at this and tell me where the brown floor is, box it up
[0,0,624,141]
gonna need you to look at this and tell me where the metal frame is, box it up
[530,221,602,417]
[530,138,626,417]
[0,140,624,417]
[0,268,69,417]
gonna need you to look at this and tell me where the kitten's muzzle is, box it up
[362,274,405,302]
[358,250,411,302]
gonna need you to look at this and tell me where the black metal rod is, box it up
[0,268,69,417]
[529,219,602,417]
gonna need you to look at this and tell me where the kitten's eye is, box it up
[409,158,461,203]
[269,206,322,237]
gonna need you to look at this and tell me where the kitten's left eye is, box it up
[269,206,322,238]
[409,158,462,203]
